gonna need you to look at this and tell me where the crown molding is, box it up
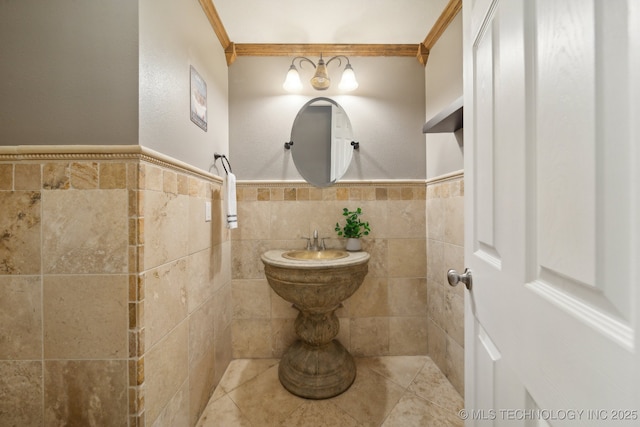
[232,43,419,59]
[422,0,462,51]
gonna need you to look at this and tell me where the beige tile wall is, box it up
[426,173,465,396]
[0,150,463,423]
[230,181,428,359]
[137,161,232,426]
[0,159,132,427]
[0,149,231,427]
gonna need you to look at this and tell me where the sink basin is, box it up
[282,249,349,261]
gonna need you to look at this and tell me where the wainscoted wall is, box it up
[0,146,231,426]
[231,181,428,359]
[426,172,465,396]
[0,148,463,424]
[136,156,231,426]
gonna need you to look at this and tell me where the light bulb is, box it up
[283,65,303,92]
[338,64,358,91]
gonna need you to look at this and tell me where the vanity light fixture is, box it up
[283,54,359,92]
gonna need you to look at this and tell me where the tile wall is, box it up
[0,148,231,426]
[136,159,232,426]
[230,181,428,359]
[426,173,465,396]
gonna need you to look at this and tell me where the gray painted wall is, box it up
[0,0,139,146]
[139,0,229,172]
[228,56,426,182]
[425,14,464,179]
[0,0,229,174]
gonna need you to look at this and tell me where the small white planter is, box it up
[345,238,362,252]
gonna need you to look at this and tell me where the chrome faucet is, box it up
[306,229,326,251]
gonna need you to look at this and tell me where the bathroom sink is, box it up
[261,249,370,399]
[282,249,349,261]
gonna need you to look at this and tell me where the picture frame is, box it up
[190,65,207,131]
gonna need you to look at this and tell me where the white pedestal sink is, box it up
[261,249,370,399]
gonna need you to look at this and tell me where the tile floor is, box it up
[196,356,463,427]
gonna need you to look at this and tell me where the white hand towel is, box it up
[224,172,238,229]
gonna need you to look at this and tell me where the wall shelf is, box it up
[423,96,463,133]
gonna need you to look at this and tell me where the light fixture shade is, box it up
[283,65,303,92]
[338,64,358,91]
[310,58,331,90]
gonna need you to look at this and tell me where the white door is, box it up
[461,0,640,425]
[330,103,352,181]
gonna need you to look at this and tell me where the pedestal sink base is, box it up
[261,250,369,400]
[279,339,356,399]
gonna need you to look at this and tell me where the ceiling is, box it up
[199,0,461,65]
[213,0,450,44]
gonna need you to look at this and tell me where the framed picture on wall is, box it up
[190,65,207,131]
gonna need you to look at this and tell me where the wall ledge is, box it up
[237,179,427,187]
[425,169,463,185]
[0,145,223,184]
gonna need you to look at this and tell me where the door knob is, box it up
[447,268,472,290]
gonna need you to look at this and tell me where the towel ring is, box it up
[214,153,233,175]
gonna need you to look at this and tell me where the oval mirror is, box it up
[290,97,354,187]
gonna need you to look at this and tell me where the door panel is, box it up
[473,17,499,263]
[534,0,597,288]
[528,0,633,349]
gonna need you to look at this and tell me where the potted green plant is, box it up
[335,207,371,251]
